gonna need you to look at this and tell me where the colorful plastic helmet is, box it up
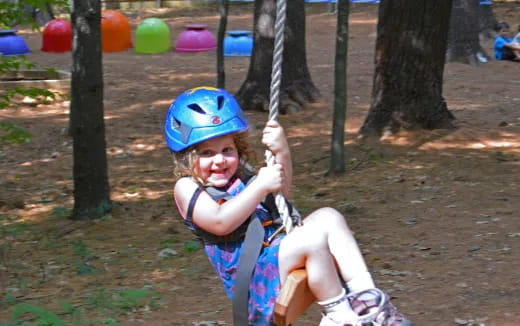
[0,30,30,56]
[135,18,171,54]
[41,19,72,52]
[164,87,248,152]
[101,10,132,52]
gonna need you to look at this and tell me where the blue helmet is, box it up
[164,87,249,152]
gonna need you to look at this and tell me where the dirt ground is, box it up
[1,2,520,326]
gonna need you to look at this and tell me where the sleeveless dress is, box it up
[177,177,284,326]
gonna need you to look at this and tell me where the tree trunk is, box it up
[360,0,456,137]
[31,3,54,26]
[217,0,229,89]
[447,0,489,65]
[478,2,497,40]
[19,2,54,26]
[328,0,349,175]
[70,0,112,220]
[235,0,320,114]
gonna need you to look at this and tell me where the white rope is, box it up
[267,0,286,123]
[265,0,300,234]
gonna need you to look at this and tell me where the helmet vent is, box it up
[217,96,224,110]
[187,103,206,114]
[172,118,181,129]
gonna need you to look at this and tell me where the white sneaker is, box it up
[476,52,488,63]
[347,288,413,326]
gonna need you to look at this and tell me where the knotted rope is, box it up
[265,0,301,234]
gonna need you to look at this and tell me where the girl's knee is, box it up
[317,207,343,217]
[307,207,349,227]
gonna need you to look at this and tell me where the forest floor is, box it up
[1,2,520,326]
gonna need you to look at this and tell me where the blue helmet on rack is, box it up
[164,87,249,152]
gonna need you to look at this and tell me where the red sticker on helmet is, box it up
[211,116,221,124]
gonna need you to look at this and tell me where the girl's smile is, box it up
[195,134,239,187]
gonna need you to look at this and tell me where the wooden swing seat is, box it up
[274,269,316,326]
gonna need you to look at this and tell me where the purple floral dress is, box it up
[179,178,284,326]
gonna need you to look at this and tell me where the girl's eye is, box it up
[199,149,213,157]
[223,147,236,153]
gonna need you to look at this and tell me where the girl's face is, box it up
[195,134,239,187]
[499,27,511,37]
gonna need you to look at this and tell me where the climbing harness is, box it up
[184,175,292,245]
[184,174,301,326]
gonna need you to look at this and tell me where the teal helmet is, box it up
[164,87,248,152]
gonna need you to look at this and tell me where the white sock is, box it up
[347,271,376,293]
[318,288,359,322]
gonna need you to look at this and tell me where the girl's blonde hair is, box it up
[171,131,256,185]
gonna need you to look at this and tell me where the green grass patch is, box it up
[3,288,160,326]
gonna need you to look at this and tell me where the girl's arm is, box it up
[174,164,284,236]
[505,41,520,50]
[262,120,293,198]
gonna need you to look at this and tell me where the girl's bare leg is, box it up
[278,213,343,300]
[278,207,369,300]
[279,208,413,325]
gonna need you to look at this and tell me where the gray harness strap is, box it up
[232,215,265,326]
[185,178,269,326]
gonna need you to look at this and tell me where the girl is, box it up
[494,21,520,61]
[164,87,412,326]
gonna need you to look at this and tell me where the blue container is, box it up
[480,0,492,6]
[224,30,253,57]
[0,30,30,56]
